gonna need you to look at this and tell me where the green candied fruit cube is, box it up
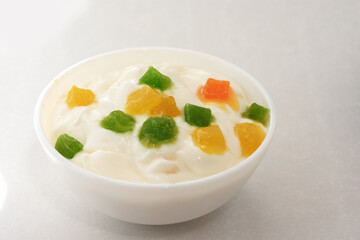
[55,134,83,159]
[184,103,212,127]
[242,103,270,124]
[101,110,136,133]
[138,116,178,148]
[138,66,173,91]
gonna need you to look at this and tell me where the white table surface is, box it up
[1,0,359,239]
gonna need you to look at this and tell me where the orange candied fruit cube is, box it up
[192,125,227,155]
[234,122,266,157]
[125,85,162,115]
[197,78,239,111]
[201,78,230,101]
[66,85,96,108]
[150,96,180,118]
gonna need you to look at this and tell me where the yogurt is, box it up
[44,64,264,184]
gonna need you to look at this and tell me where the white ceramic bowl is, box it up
[34,47,276,225]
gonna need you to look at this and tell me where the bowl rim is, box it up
[34,46,276,190]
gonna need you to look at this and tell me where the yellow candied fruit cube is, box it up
[66,86,95,108]
[150,96,181,117]
[191,125,227,155]
[125,86,163,115]
[234,122,266,157]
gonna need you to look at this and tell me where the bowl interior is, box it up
[35,47,276,189]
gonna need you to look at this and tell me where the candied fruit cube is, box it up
[100,110,136,133]
[150,96,180,117]
[201,78,230,101]
[234,122,266,157]
[125,86,162,115]
[197,79,239,111]
[66,86,95,108]
[184,103,212,127]
[138,116,178,148]
[55,134,83,159]
[242,103,269,124]
[139,66,173,91]
[192,125,226,155]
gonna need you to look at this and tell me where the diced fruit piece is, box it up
[201,78,230,101]
[138,66,173,91]
[100,110,136,133]
[184,103,212,127]
[192,125,226,155]
[138,116,178,148]
[66,86,95,108]
[234,123,266,157]
[197,79,239,111]
[125,86,162,115]
[150,96,180,117]
[55,134,83,159]
[242,103,269,124]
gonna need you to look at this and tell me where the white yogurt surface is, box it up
[45,64,262,183]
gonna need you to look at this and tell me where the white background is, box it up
[0,0,359,239]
